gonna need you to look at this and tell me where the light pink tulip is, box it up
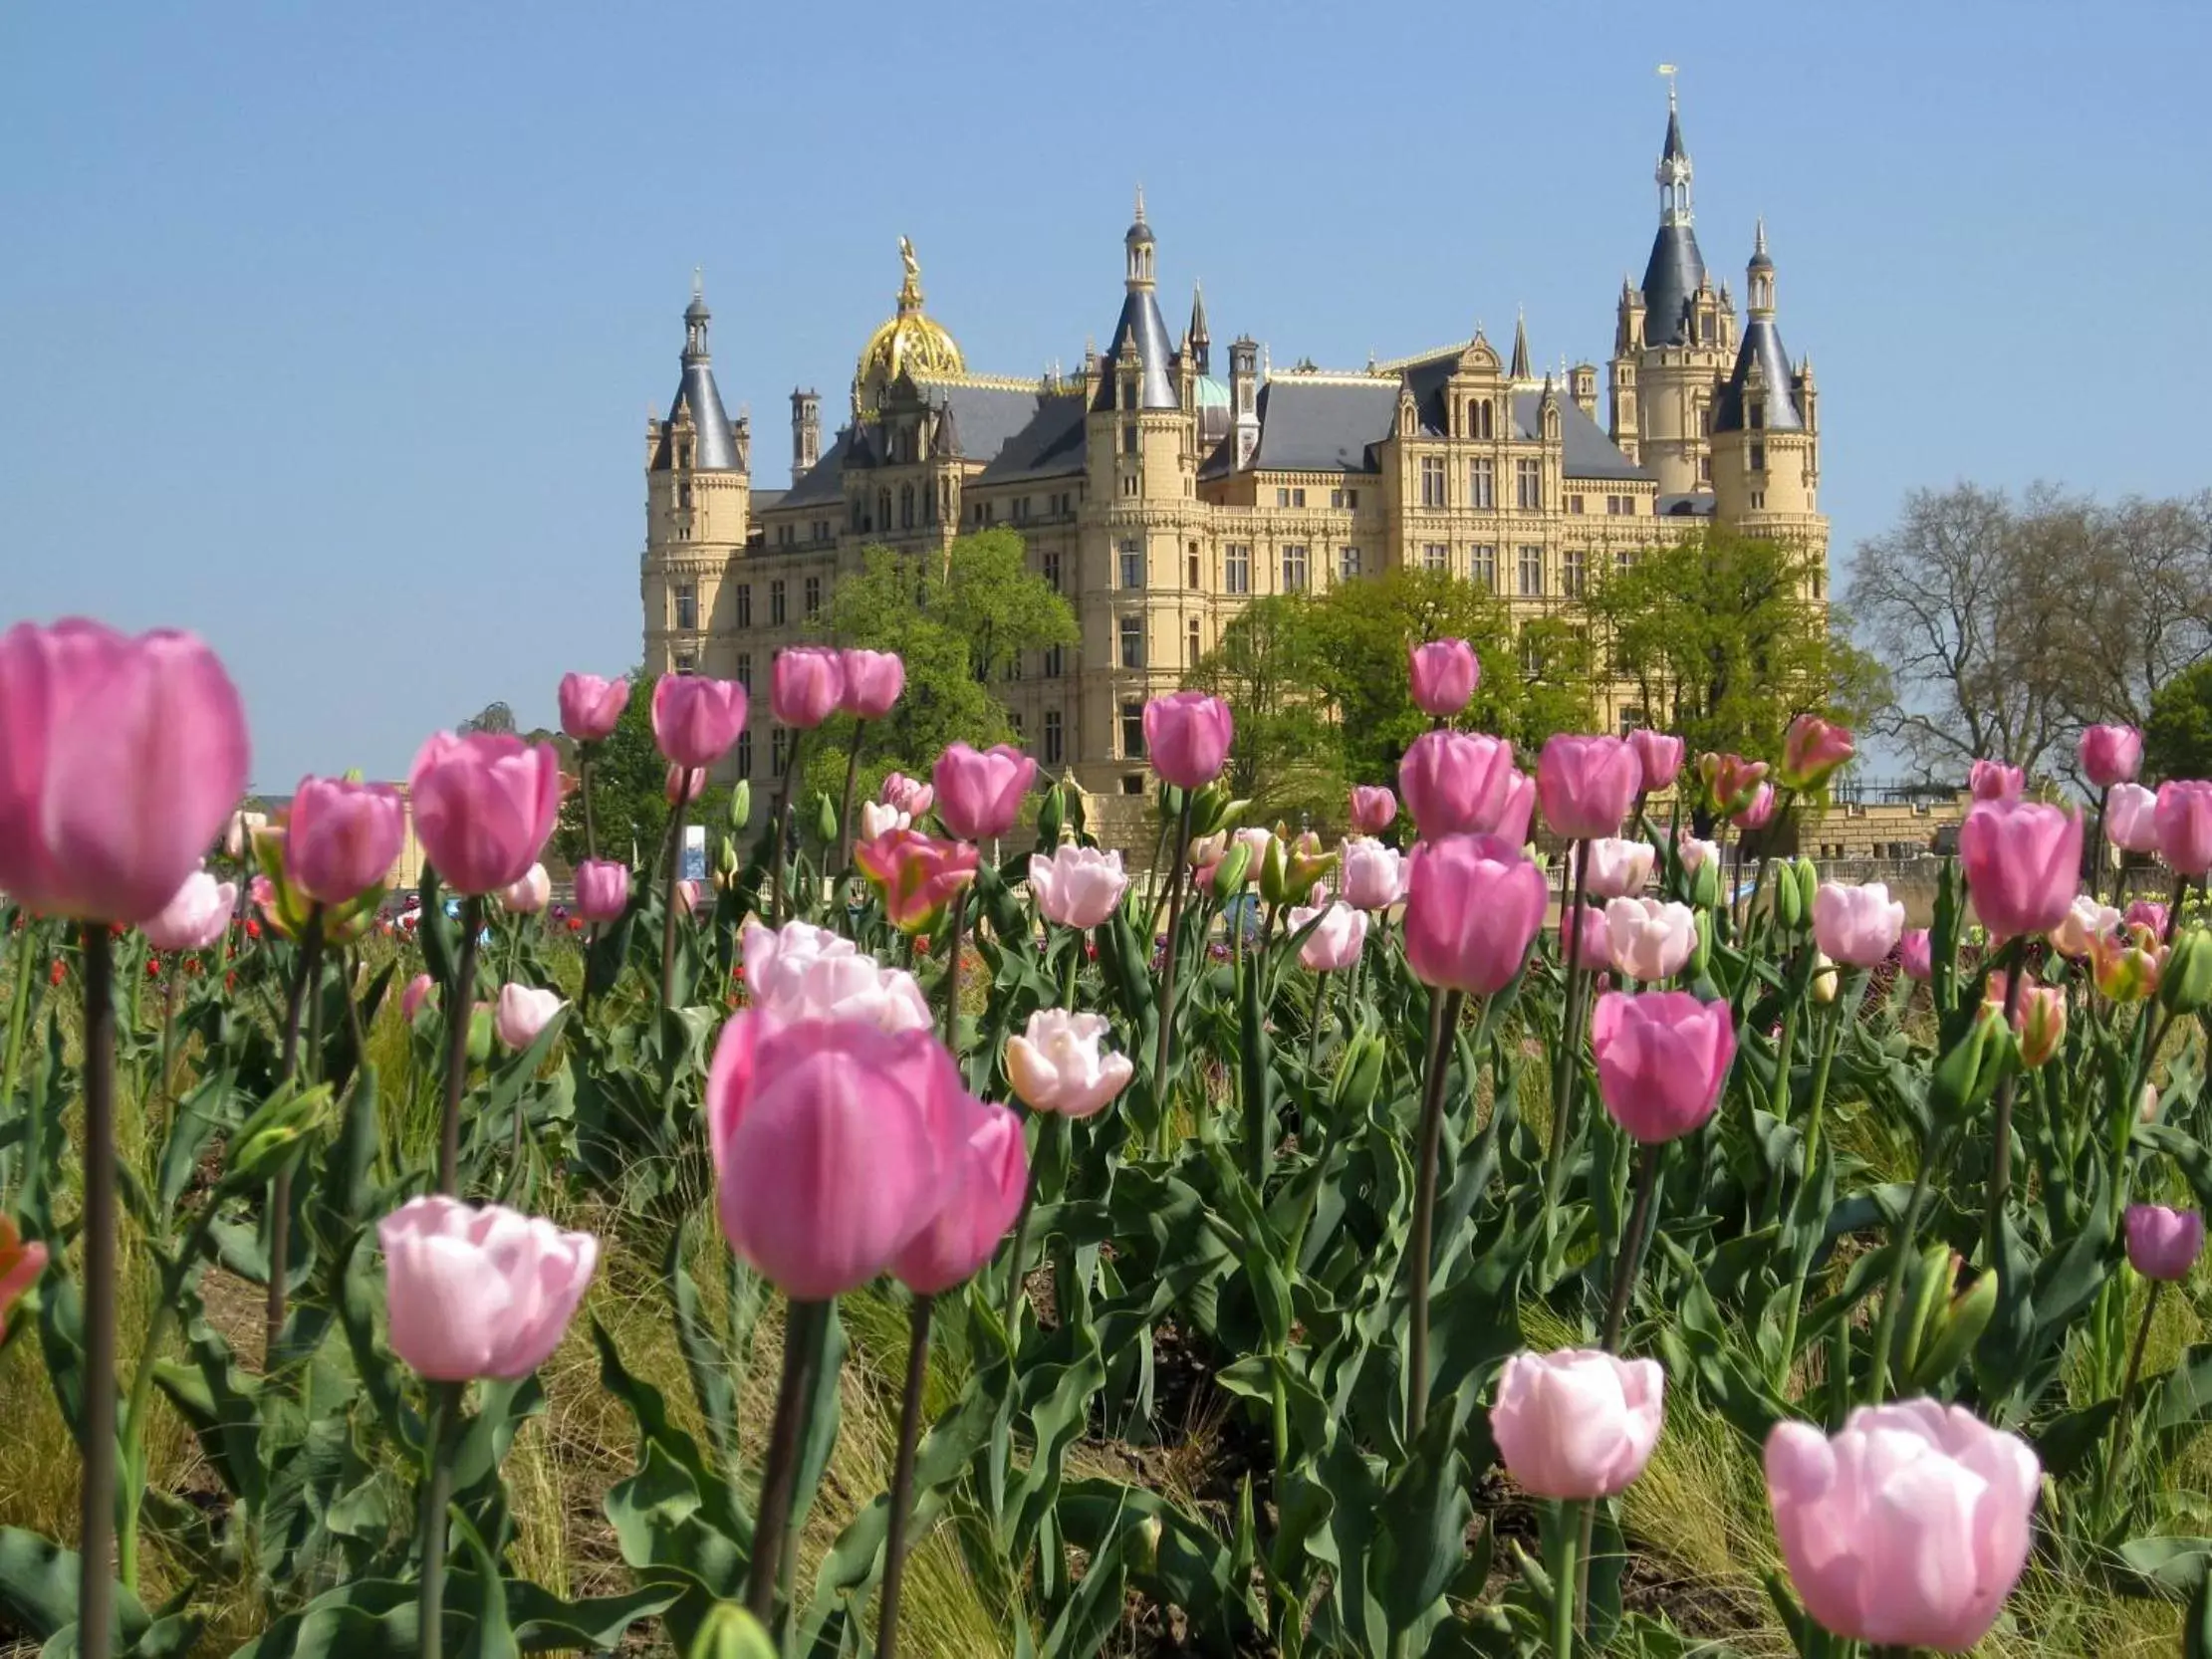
[2106,783,2160,853]
[142,869,237,952]
[858,801,909,842]
[1290,899,1367,972]
[1407,638,1479,718]
[933,743,1035,840]
[650,674,749,770]
[771,646,845,729]
[558,672,630,743]
[1967,759,2024,802]
[1579,836,1654,900]
[740,919,931,1032]
[572,859,630,923]
[1678,835,1720,873]
[891,1097,1027,1296]
[1142,692,1236,790]
[1397,730,1521,839]
[500,862,551,915]
[2155,780,2212,876]
[1959,799,2082,938]
[1765,1401,2039,1652]
[838,649,905,720]
[706,1013,959,1299]
[675,878,703,916]
[0,619,251,923]
[377,1196,599,1380]
[1006,1010,1135,1118]
[493,984,565,1049]
[2124,1204,2205,1282]
[285,777,405,906]
[1339,837,1406,911]
[1562,903,1610,969]
[1812,880,1906,968]
[1491,1348,1664,1500]
[402,972,436,1021]
[2050,893,2119,960]
[1732,783,1778,831]
[1403,834,1548,996]
[2080,724,2142,790]
[1898,929,1933,982]
[879,773,934,818]
[1537,735,1641,841]
[1779,714,1855,792]
[1627,729,1685,796]
[1604,897,1696,983]
[1348,786,1398,835]
[408,732,563,896]
[224,810,268,860]
[1030,845,1129,930]
[1591,990,1736,1142]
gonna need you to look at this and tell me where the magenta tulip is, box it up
[1495,769,1537,846]
[1006,1010,1135,1117]
[837,649,904,720]
[706,1012,961,1299]
[1812,880,1906,968]
[0,619,251,923]
[771,646,845,729]
[408,732,563,896]
[2155,780,2212,876]
[1348,785,1398,835]
[1732,784,1778,832]
[891,1097,1028,1296]
[1537,735,1641,841]
[1408,638,1479,718]
[2081,723,2142,790]
[572,859,630,923]
[1898,928,1934,982]
[1590,991,1736,1142]
[1959,799,2082,938]
[1627,729,1685,796]
[1397,730,1521,839]
[1029,845,1128,930]
[650,674,749,770]
[285,777,405,906]
[2124,1205,2205,1282]
[1765,1402,2039,1652]
[1967,760,2024,802]
[2125,899,2170,937]
[1779,714,1855,792]
[493,983,565,1049]
[403,972,436,1021]
[558,672,630,743]
[2107,783,2160,853]
[1143,692,1236,791]
[1491,1348,1664,1501]
[142,869,237,952]
[377,1197,598,1380]
[1403,833,1548,996]
[933,743,1035,840]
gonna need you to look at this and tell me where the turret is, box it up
[1712,221,1818,525]
[1187,280,1211,377]
[791,387,821,480]
[1230,337,1260,468]
[642,273,751,681]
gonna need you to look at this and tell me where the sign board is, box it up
[682,825,707,882]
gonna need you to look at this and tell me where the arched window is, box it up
[899,483,915,529]
[877,489,891,529]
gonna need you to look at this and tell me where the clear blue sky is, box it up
[4,1,2207,790]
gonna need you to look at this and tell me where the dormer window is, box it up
[1749,399,1766,430]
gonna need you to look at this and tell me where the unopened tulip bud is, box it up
[1910,1264,1998,1392]
[1691,857,1721,911]
[2159,928,2212,1015]
[687,1603,778,1659]
[1257,833,1291,905]
[728,780,751,830]
[1211,842,1252,899]
[226,1080,335,1184]
[468,1004,494,1066]
[717,834,738,876]
[1330,1027,1386,1113]
[1776,868,1805,931]
[813,792,839,845]
[2014,984,2066,1067]
[1809,951,1839,1004]
[1793,857,1820,923]
[1691,906,1714,980]
[1930,1003,2014,1121]
[2141,1082,2162,1123]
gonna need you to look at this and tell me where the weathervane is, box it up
[1657,63,1679,109]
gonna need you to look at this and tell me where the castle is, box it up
[638,90,1827,801]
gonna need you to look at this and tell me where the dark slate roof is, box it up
[1712,319,1802,433]
[650,359,743,471]
[914,380,1069,467]
[1248,378,1398,472]
[1657,491,1716,517]
[752,488,787,514]
[1638,223,1707,349]
[1509,388,1650,480]
[930,397,962,458]
[1098,288,1178,410]
[1661,106,1688,165]
[974,393,1088,482]
[781,428,853,505]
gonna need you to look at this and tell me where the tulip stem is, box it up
[748,1299,829,1624]
[1060,930,1081,1011]
[941,889,967,1051]
[661,796,690,1012]
[1405,988,1466,1443]
[77,923,119,1659]
[1151,793,1196,1158]
[267,908,325,1369]
[1980,953,2028,1275]
[1601,1142,1663,1353]
[1307,970,1332,1073]
[1,913,39,1114]
[437,899,481,1195]
[2095,1280,2163,1525]
[1549,1498,1581,1657]
[2089,785,2109,906]
[1543,843,1593,1221]
[769,731,809,925]
[876,1294,934,1659]
[837,725,865,877]
[1869,1127,1954,1406]
[1776,1006,1843,1390]
[417,1378,461,1659]
[580,750,600,865]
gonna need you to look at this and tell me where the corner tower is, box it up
[643,274,750,677]
[1711,222,1823,549]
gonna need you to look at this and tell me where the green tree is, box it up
[2145,658,2212,784]
[1184,593,1346,826]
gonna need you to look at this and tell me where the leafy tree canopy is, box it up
[2145,658,2212,785]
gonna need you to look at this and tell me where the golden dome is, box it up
[853,236,964,417]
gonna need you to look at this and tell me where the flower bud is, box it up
[813,792,840,846]
[2141,1081,2162,1124]
[1910,1264,1998,1392]
[728,780,751,830]
[1210,841,1253,900]
[2158,928,2212,1015]
[1691,906,1714,980]
[226,1080,336,1184]
[1792,856,1820,917]
[1776,866,1805,931]
[1330,1027,1386,1114]
[1257,833,1291,906]
[1809,951,1838,1003]
[1690,856,1721,911]
[1930,1003,2014,1122]
[687,1604,778,1659]
[2014,984,2066,1068]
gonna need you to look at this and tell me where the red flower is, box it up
[144,956,162,978]
[244,918,262,939]
[566,916,582,932]
[49,960,66,986]
[225,972,238,991]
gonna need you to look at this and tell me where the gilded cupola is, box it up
[852,237,965,418]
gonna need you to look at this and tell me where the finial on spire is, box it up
[1658,62,1679,111]
[1755,216,1768,257]
[692,266,703,302]
[1133,182,1146,225]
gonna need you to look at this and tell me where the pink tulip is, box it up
[1397,730,1521,839]
[1143,692,1236,790]
[2050,894,2119,960]
[1765,1401,2039,1652]
[1348,786,1398,835]
[1579,836,1654,900]
[2124,1204,2205,1282]
[1537,735,1641,841]
[285,777,405,906]
[666,765,705,806]
[493,984,566,1049]
[573,859,630,923]
[1408,638,1479,718]
[891,1096,1027,1296]
[403,972,435,1021]
[1678,835,1720,873]
[499,862,551,915]
[1812,880,1906,968]
[1562,903,1610,969]
[675,878,703,916]
[407,732,562,897]
[1496,769,1538,846]
[225,810,268,860]
[2080,724,2143,790]
[1959,799,2082,938]
[0,619,251,923]
[1967,759,2024,802]
[0,1216,48,1343]
[650,674,749,770]
[1591,991,1736,1142]
[2089,923,2164,1002]
[1290,899,1367,972]
[740,919,932,1032]
[706,1012,960,1299]
[858,801,908,842]
[143,869,237,951]
[854,829,979,933]
[1627,729,1685,796]
[2107,783,2160,853]
[1898,928,1933,982]
[879,773,934,818]
[558,672,630,743]
[1403,833,1548,996]
[1339,837,1406,911]
[377,1196,598,1380]
[932,743,1035,840]
[2125,899,2170,938]
[2156,781,2212,876]
[1006,1010,1135,1117]
[1604,897,1696,983]
[1732,783,1778,831]
[1491,1348,1664,1501]
[837,649,905,720]
[2014,982,2066,1067]
[1698,752,1769,817]
[771,646,845,729]
[1779,714,1855,792]
[1029,845,1128,930]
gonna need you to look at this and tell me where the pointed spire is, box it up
[1133,182,1146,226]
[1186,280,1210,375]
[1751,216,1773,269]
[1509,308,1531,380]
[1654,71,1694,226]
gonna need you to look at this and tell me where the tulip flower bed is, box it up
[7,623,2212,1659]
